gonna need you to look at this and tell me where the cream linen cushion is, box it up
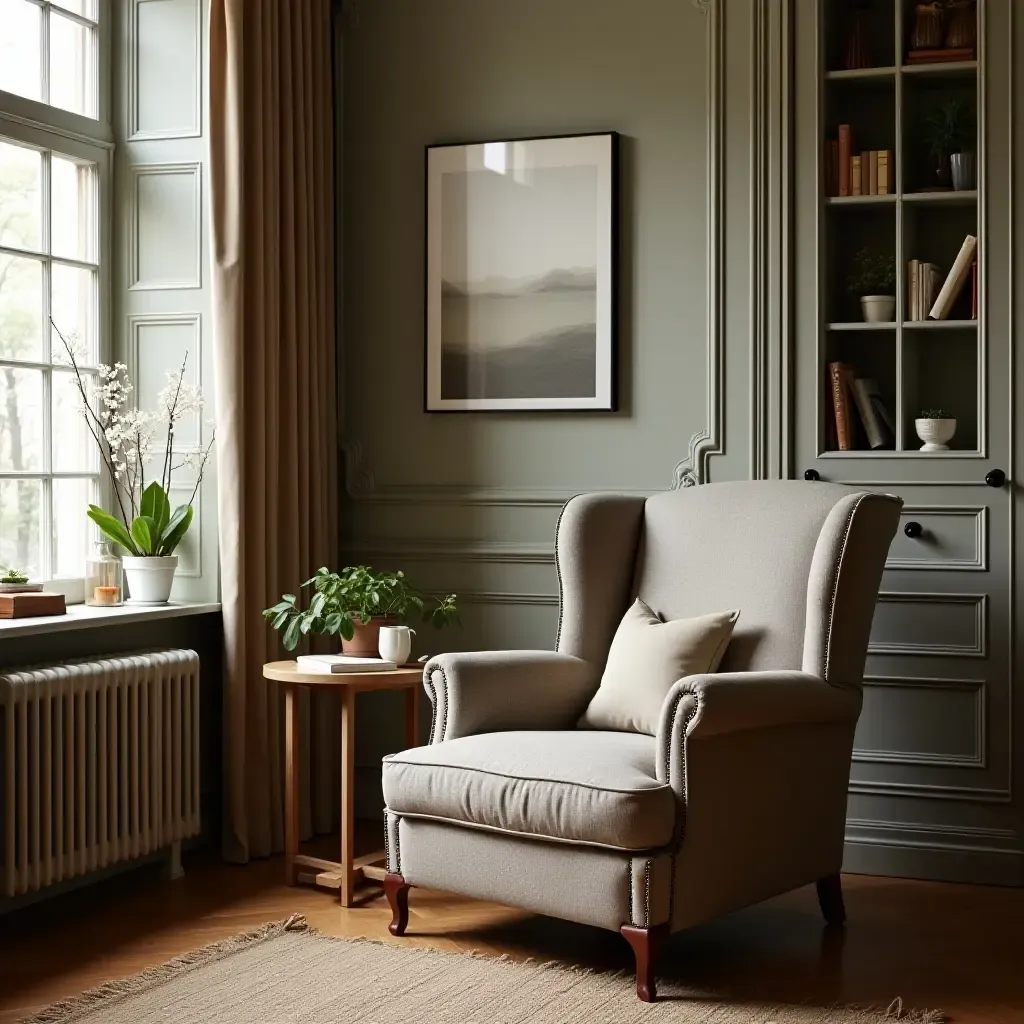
[580,599,740,735]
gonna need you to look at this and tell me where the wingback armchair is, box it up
[381,481,901,1000]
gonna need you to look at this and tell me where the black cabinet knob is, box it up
[904,521,923,539]
[804,469,820,481]
[985,469,1006,488]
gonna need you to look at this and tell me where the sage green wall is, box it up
[338,0,776,812]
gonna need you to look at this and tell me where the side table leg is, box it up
[405,682,420,749]
[340,688,356,907]
[284,683,300,886]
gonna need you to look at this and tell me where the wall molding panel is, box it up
[869,592,988,658]
[886,506,988,572]
[128,0,202,141]
[853,675,986,770]
[127,162,203,291]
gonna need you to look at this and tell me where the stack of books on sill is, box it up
[827,364,895,452]
[908,234,978,321]
[824,126,892,197]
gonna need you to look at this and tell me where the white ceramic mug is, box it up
[378,625,415,665]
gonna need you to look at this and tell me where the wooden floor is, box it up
[1,837,1023,1023]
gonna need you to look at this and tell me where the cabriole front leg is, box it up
[620,923,670,1001]
[384,872,411,936]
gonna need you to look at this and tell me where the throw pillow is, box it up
[579,598,740,735]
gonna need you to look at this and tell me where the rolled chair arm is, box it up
[656,671,861,794]
[423,650,599,744]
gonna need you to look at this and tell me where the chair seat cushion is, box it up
[382,730,675,852]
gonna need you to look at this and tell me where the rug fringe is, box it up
[18,919,947,1024]
[17,915,314,1024]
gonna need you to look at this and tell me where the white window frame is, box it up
[0,0,112,600]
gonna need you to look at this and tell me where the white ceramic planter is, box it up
[123,555,178,605]
[915,418,957,452]
[860,295,896,323]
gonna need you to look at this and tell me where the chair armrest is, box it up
[423,650,599,744]
[656,671,861,792]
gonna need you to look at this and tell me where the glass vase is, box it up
[85,542,124,607]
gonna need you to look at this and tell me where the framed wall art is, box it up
[425,132,618,412]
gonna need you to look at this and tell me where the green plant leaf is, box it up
[272,610,291,629]
[130,516,154,554]
[140,481,171,536]
[159,505,193,555]
[283,616,302,651]
[87,506,140,556]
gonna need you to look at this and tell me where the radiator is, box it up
[0,649,200,898]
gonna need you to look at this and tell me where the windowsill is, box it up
[0,601,221,639]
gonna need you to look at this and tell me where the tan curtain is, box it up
[209,0,339,862]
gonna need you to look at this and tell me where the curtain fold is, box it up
[209,0,339,862]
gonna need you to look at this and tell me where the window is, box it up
[0,0,99,119]
[0,0,107,589]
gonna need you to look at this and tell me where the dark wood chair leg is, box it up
[384,872,411,936]
[620,924,669,1002]
[816,873,846,927]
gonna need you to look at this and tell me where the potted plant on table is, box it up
[56,321,215,605]
[915,408,957,452]
[264,566,459,654]
[922,96,975,191]
[848,248,897,323]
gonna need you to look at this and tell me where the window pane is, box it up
[52,0,98,20]
[53,477,94,578]
[51,263,97,364]
[0,139,43,253]
[53,369,97,472]
[0,478,42,579]
[0,366,44,470]
[52,155,97,262]
[0,0,42,105]
[0,253,44,362]
[49,11,96,118]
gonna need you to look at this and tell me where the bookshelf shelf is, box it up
[901,60,978,78]
[825,66,897,82]
[902,190,978,205]
[827,322,897,332]
[818,1,981,455]
[826,195,897,206]
[902,319,978,330]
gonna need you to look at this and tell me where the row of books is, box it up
[828,363,895,451]
[824,127,892,197]
[912,234,978,320]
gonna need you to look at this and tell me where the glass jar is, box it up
[85,542,124,607]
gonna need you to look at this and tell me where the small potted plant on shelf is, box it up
[0,567,42,594]
[848,247,897,323]
[915,408,957,451]
[922,96,975,191]
[264,566,460,654]
[56,320,215,605]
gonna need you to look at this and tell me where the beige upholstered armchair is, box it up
[381,481,901,1000]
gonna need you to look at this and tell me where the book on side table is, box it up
[296,654,398,674]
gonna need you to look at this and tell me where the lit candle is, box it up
[93,586,120,607]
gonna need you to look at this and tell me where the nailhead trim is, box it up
[423,666,447,744]
[424,674,438,744]
[383,809,391,871]
[643,860,651,928]
[627,857,634,926]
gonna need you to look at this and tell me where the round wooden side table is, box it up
[262,660,423,907]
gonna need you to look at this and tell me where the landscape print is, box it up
[427,135,615,411]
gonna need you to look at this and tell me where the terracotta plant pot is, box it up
[341,616,397,655]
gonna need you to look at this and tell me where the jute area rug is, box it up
[21,916,946,1024]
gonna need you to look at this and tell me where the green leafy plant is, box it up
[922,97,976,158]
[87,481,194,557]
[919,408,953,419]
[0,567,30,584]
[263,566,460,652]
[847,247,897,296]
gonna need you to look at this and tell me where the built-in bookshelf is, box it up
[819,0,981,455]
